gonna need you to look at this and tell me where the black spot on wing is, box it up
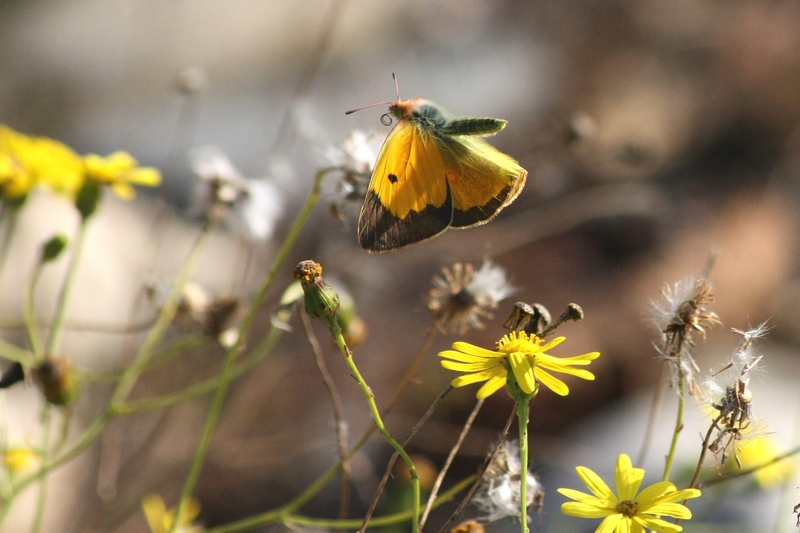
[388,173,398,184]
[358,185,453,253]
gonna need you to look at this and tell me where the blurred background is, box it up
[1,0,800,531]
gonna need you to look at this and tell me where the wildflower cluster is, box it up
[0,124,160,211]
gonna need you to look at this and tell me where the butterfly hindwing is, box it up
[358,119,452,252]
[437,132,527,228]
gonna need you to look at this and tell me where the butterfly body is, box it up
[357,98,527,252]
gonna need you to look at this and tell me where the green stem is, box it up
[206,474,475,533]
[1,226,211,519]
[328,318,420,532]
[662,356,686,482]
[517,399,530,533]
[30,406,51,533]
[113,326,283,414]
[24,262,46,359]
[0,207,19,289]
[45,219,88,357]
[171,168,331,530]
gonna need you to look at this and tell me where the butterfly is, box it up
[348,86,528,253]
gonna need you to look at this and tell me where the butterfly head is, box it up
[388,98,427,122]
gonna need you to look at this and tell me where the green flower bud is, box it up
[40,234,69,263]
[292,260,340,320]
[75,180,101,220]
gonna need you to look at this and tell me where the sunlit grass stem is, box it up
[171,167,333,531]
[45,219,88,357]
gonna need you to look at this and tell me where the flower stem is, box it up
[517,399,530,533]
[30,405,51,533]
[24,262,46,359]
[171,168,330,531]
[662,355,686,482]
[45,219,88,357]
[420,398,483,529]
[0,225,211,522]
[328,318,420,532]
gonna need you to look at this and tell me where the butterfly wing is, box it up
[358,119,453,252]
[437,132,527,228]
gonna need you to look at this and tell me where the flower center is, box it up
[616,500,639,517]
[450,288,476,310]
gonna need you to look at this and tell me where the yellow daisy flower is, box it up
[2,446,41,476]
[142,494,203,533]
[726,436,794,488]
[0,125,84,200]
[84,151,161,200]
[558,454,701,533]
[438,331,599,399]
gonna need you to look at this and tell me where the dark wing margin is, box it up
[357,183,453,253]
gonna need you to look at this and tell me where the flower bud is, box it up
[75,181,101,220]
[293,260,340,320]
[33,357,79,406]
[40,234,69,263]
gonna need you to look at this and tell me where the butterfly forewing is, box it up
[358,119,452,252]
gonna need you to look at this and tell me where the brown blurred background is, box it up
[1,0,799,531]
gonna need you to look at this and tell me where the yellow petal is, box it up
[476,374,508,399]
[615,454,644,502]
[575,465,617,502]
[534,368,569,396]
[451,342,501,358]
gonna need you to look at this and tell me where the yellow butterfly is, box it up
[349,92,527,253]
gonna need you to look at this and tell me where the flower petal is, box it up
[538,336,566,351]
[615,454,644,502]
[476,374,507,399]
[634,515,683,533]
[451,342,501,358]
[575,465,617,502]
[440,360,498,372]
[450,369,500,387]
[634,481,676,507]
[561,502,611,519]
[438,350,495,363]
[534,368,569,396]
[597,514,623,533]
[644,502,693,520]
[509,351,536,394]
[557,488,608,506]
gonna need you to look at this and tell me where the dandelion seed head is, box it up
[427,259,515,334]
[473,440,543,523]
[321,130,381,223]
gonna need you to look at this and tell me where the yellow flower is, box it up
[0,124,84,199]
[558,454,701,533]
[726,436,794,488]
[84,151,161,199]
[2,446,41,476]
[438,331,599,399]
[142,494,203,533]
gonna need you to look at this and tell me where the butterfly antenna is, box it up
[345,73,402,115]
[392,72,400,100]
[345,100,395,115]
